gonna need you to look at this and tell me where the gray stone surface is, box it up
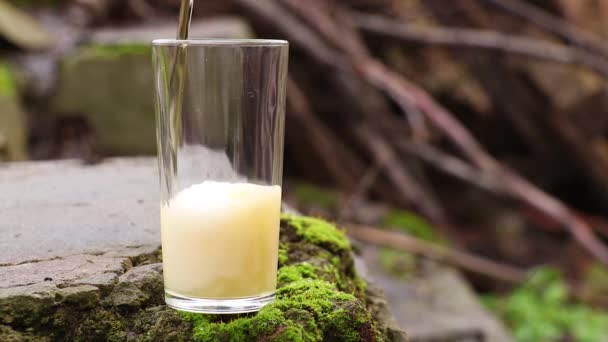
[0,158,159,266]
[0,158,166,337]
[360,245,513,342]
[103,263,163,308]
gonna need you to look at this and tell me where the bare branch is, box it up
[398,140,507,195]
[361,60,608,263]
[354,124,446,227]
[484,0,608,58]
[345,223,527,284]
[353,12,608,78]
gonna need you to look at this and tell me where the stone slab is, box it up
[0,158,159,266]
[359,244,513,342]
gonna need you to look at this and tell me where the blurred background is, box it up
[4,0,608,340]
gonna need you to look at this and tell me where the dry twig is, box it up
[353,12,608,78]
[484,0,608,58]
[345,223,527,284]
[354,124,445,226]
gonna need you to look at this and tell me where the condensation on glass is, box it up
[152,39,288,314]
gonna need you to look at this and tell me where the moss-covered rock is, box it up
[51,43,155,155]
[1,215,399,341]
[184,280,379,342]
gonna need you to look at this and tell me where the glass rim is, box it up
[152,38,288,47]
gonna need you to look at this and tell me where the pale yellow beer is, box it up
[161,181,281,299]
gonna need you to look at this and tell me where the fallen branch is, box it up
[352,12,608,78]
[359,59,496,171]
[354,124,446,226]
[484,0,608,58]
[345,223,527,284]
[397,140,506,196]
[401,140,608,243]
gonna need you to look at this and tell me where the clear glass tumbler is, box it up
[152,39,288,314]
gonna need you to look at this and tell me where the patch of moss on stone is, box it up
[278,243,289,267]
[282,214,350,254]
[0,324,49,341]
[293,183,338,210]
[382,209,445,244]
[277,263,318,285]
[0,63,16,97]
[0,291,55,328]
[72,309,127,341]
[70,306,192,342]
[185,280,381,342]
[180,216,380,341]
[279,215,365,297]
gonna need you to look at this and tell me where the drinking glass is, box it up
[152,39,288,314]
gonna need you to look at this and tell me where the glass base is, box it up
[165,290,275,314]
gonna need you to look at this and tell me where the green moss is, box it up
[71,306,192,341]
[484,267,608,342]
[0,63,16,97]
[185,280,381,342]
[73,309,126,341]
[278,244,289,267]
[279,215,366,298]
[293,183,338,210]
[282,214,350,254]
[277,263,319,285]
[382,209,445,244]
[0,325,48,341]
[181,216,381,341]
[0,293,54,328]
